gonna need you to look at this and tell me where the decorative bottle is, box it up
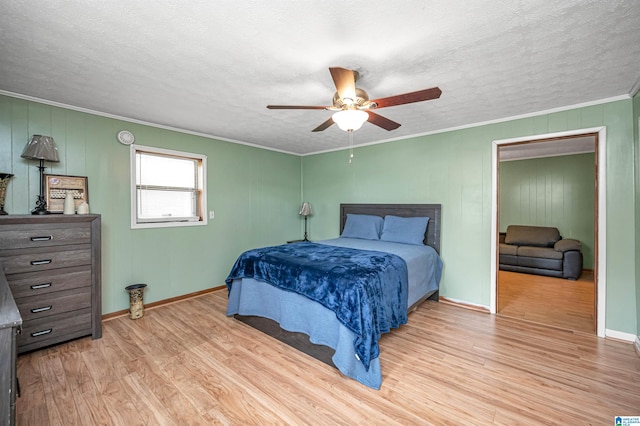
[63,191,75,215]
[77,201,89,214]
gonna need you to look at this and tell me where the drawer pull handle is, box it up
[31,329,52,337]
[30,259,52,266]
[31,305,52,313]
[30,236,53,241]
[30,283,52,290]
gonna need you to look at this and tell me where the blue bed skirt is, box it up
[227,277,385,389]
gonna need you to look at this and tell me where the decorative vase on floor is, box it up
[0,173,14,215]
[125,283,148,319]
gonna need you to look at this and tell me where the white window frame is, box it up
[130,144,207,229]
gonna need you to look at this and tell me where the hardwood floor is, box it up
[497,270,595,333]
[16,289,640,425]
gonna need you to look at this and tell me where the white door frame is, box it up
[490,126,607,337]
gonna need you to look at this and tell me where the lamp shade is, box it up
[21,135,60,162]
[299,202,312,216]
[332,110,369,132]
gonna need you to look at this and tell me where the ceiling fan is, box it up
[267,67,442,132]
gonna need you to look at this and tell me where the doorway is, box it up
[497,269,595,333]
[490,127,607,337]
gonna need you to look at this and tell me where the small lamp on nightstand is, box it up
[21,135,60,215]
[299,202,312,241]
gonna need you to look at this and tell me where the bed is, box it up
[225,203,442,389]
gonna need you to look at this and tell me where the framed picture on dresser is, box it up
[44,174,89,213]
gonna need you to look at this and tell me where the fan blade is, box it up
[371,87,442,109]
[267,105,329,110]
[329,67,357,103]
[311,117,334,132]
[367,111,401,131]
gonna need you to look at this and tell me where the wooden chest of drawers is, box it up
[0,215,101,353]
[0,268,21,425]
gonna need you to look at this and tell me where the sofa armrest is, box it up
[554,238,581,252]
[563,250,583,280]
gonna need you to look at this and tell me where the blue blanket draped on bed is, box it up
[225,242,408,370]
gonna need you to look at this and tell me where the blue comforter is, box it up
[225,242,408,370]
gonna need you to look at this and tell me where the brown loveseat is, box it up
[499,225,583,280]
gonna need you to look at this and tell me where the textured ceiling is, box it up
[1,1,639,155]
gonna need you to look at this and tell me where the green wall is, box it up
[302,99,637,335]
[0,95,302,314]
[1,93,637,337]
[499,153,595,269]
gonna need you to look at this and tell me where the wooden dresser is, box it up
[0,215,101,354]
[0,267,21,425]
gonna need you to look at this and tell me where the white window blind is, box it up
[131,145,207,229]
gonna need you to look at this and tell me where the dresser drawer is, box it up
[7,265,91,299]
[15,286,91,322]
[0,222,91,249]
[0,245,91,274]
[17,308,92,353]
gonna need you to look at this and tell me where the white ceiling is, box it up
[1,1,639,155]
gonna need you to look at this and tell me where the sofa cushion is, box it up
[499,254,518,265]
[499,243,517,256]
[517,257,563,271]
[504,225,560,247]
[500,264,563,278]
[517,246,563,260]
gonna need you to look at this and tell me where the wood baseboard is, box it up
[102,285,226,321]
[439,296,491,313]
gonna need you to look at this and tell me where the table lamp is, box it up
[299,202,312,241]
[21,135,60,214]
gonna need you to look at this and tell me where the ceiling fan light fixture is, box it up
[267,67,441,132]
[332,110,369,132]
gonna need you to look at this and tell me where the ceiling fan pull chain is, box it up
[348,130,354,164]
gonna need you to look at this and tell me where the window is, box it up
[130,144,207,229]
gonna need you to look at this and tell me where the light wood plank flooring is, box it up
[498,270,595,333]
[16,289,640,425]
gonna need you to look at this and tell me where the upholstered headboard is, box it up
[339,203,442,254]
